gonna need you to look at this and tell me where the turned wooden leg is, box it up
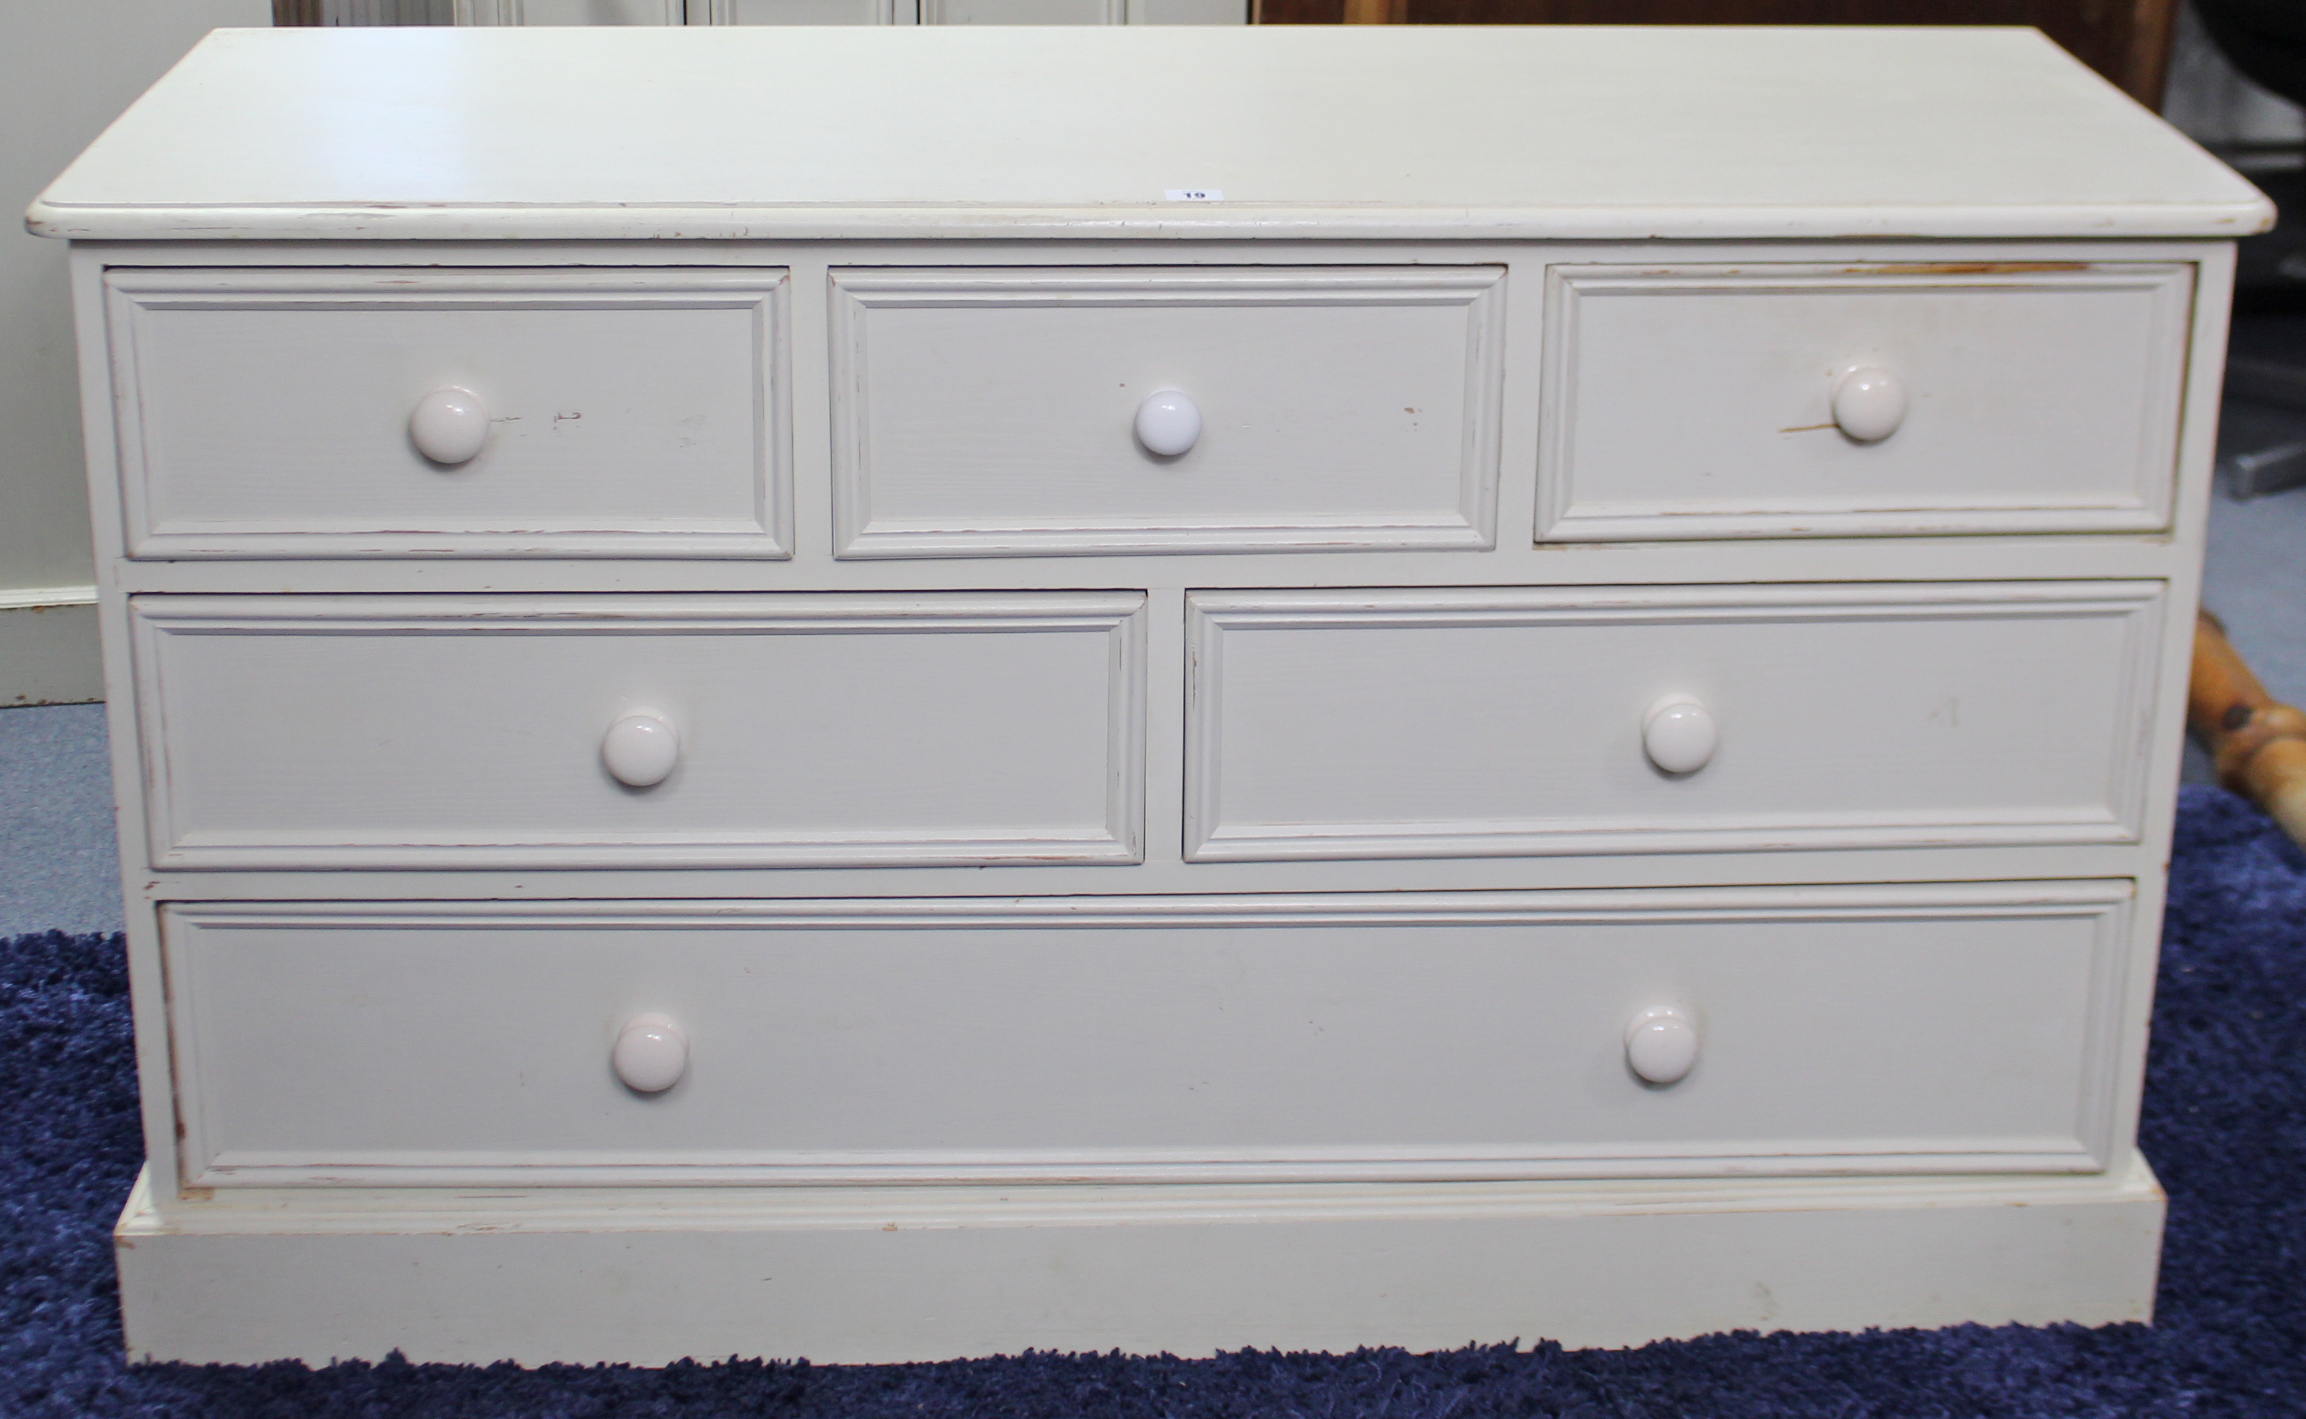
[2189,608,2306,849]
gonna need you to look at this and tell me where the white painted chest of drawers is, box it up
[33,23,2268,1365]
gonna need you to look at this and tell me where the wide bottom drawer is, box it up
[163,883,2133,1189]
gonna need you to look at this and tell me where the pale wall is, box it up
[2,0,269,705]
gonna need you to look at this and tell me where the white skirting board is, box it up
[114,1158,2167,1365]
[0,591,100,707]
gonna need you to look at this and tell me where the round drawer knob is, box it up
[1134,388,1202,457]
[613,1012,688,1094]
[602,712,679,788]
[1626,1006,1699,1086]
[1642,694,1717,775]
[1831,366,1907,443]
[409,386,490,465]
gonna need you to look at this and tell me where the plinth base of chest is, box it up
[113,1158,2165,1365]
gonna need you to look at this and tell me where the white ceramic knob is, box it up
[1134,389,1202,457]
[409,386,490,465]
[1626,1006,1699,1086]
[1831,366,1907,443]
[602,713,679,788]
[613,1012,688,1094]
[1642,694,1718,775]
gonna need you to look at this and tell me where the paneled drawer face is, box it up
[1537,263,2194,540]
[163,883,2129,1188]
[829,267,1504,557]
[104,269,789,559]
[1187,582,2162,862]
[128,592,1144,869]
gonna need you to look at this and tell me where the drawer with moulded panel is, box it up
[102,268,790,559]
[125,591,1144,870]
[159,881,2132,1190]
[1535,261,2195,541]
[1185,581,2164,863]
[828,266,1505,557]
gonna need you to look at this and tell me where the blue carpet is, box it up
[5,785,2305,1417]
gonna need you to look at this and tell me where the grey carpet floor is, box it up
[0,700,118,937]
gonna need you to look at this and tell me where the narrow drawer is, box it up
[1537,262,2194,540]
[128,592,1144,869]
[1186,582,2163,862]
[163,883,2131,1188]
[105,268,789,558]
[829,266,1504,557]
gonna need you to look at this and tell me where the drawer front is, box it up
[1537,262,2193,541]
[1186,582,2162,862]
[129,592,1144,869]
[829,267,1504,557]
[163,883,2130,1188]
[106,269,789,558]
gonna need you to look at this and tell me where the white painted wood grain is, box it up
[1538,263,2194,540]
[129,592,1146,869]
[162,882,2128,1187]
[830,267,1502,557]
[106,268,790,559]
[1187,582,2164,861]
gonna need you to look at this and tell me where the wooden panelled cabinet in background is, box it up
[30,24,2268,1364]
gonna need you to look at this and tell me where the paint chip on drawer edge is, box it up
[1165,189,1223,201]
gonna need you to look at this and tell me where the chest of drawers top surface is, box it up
[30,25,2268,243]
